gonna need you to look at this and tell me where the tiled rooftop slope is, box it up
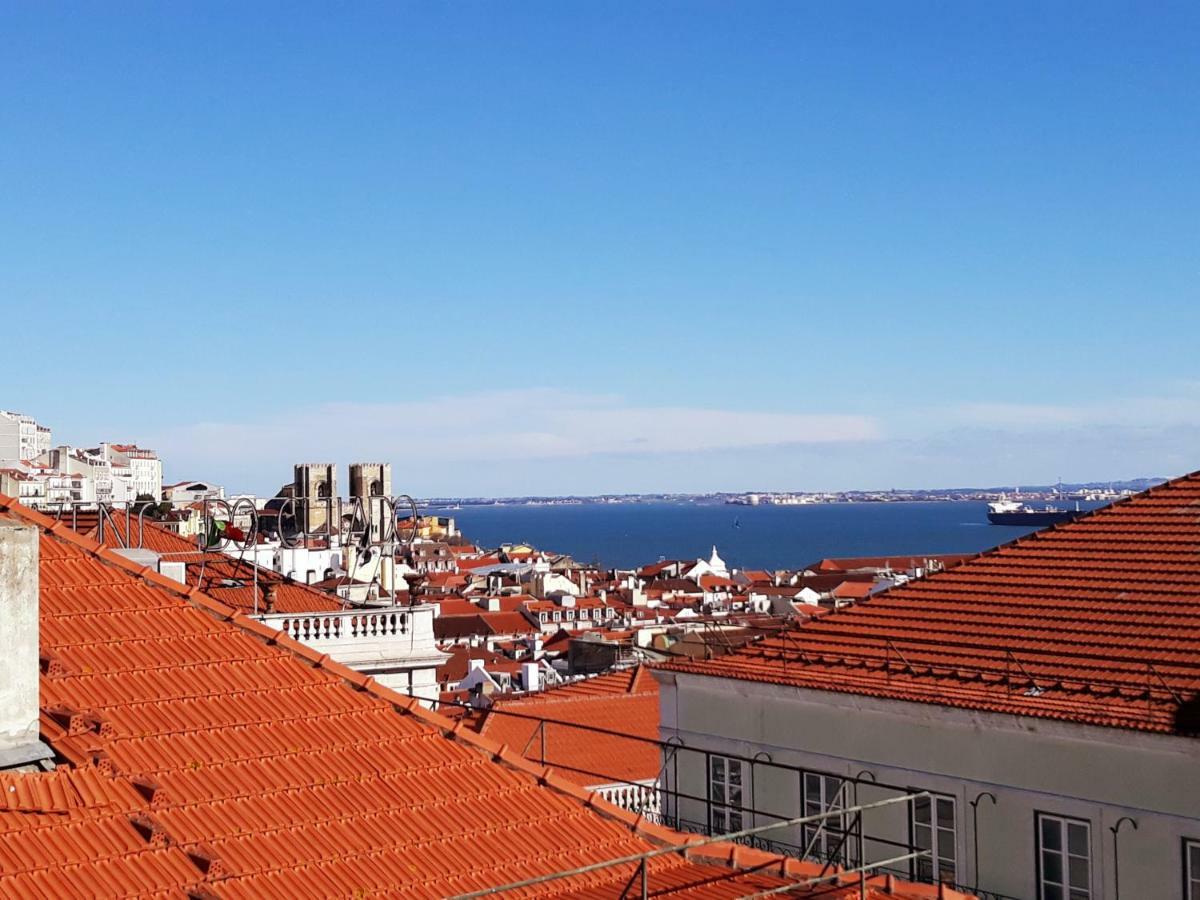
[663,472,1200,734]
[77,511,342,615]
[478,667,661,787]
[1,497,961,899]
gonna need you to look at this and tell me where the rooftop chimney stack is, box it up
[0,516,50,770]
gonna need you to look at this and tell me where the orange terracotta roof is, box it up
[699,574,741,590]
[73,512,341,615]
[0,494,967,899]
[811,554,973,573]
[662,473,1200,735]
[458,554,502,570]
[831,580,875,600]
[478,668,662,787]
[435,597,482,616]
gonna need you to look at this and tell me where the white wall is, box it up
[657,670,1200,899]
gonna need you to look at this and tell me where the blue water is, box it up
[442,501,1105,571]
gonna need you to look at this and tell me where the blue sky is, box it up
[3,2,1198,496]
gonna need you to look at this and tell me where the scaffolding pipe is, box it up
[738,850,929,899]
[448,792,931,899]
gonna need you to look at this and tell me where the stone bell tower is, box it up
[293,463,337,534]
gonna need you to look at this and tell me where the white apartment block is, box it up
[0,411,51,463]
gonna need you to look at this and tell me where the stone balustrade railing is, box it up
[595,781,660,819]
[272,608,411,644]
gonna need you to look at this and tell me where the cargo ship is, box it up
[987,498,1080,526]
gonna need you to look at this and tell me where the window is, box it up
[1037,814,1091,900]
[552,611,561,622]
[1186,840,1200,900]
[708,755,746,834]
[803,773,850,865]
[911,793,956,885]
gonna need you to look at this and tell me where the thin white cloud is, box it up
[148,389,881,475]
[950,382,1200,430]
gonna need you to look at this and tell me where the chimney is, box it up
[0,516,50,769]
[263,583,277,614]
[521,662,540,693]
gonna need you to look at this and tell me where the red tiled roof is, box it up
[0,494,967,899]
[478,668,661,787]
[74,512,341,615]
[435,597,482,616]
[458,554,502,570]
[831,580,875,600]
[811,554,973,574]
[662,474,1200,734]
[434,609,540,640]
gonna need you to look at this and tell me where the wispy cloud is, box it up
[147,388,881,478]
[949,381,1200,430]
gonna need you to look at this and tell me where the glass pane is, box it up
[1069,891,1088,900]
[938,861,956,883]
[1067,823,1088,857]
[729,813,743,832]
[729,763,742,786]
[1068,856,1089,889]
[916,858,933,882]
[729,786,742,806]
[713,810,726,832]
[914,824,932,850]
[1043,851,1063,884]
[712,757,725,779]
[1043,887,1063,900]
[939,828,956,860]
[913,796,931,824]
[937,799,955,829]
[1041,818,1062,851]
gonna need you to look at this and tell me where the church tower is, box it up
[293,463,337,533]
[349,462,392,542]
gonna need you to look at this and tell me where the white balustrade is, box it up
[595,780,660,818]
[254,603,448,674]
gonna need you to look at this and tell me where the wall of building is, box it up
[656,671,1200,899]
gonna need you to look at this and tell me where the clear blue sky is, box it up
[3,2,1198,496]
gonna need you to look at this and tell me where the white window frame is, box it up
[802,772,851,865]
[707,755,746,835]
[1036,813,1091,900]
[1185,839,1200,900]
[910,792,957,885]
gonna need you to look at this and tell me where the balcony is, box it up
[254,603,449,681]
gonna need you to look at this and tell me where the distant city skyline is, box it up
[4,3,1197,496]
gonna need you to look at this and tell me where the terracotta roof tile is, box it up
[478,667,661,788]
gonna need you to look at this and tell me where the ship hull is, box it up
[987,510,1077,526]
